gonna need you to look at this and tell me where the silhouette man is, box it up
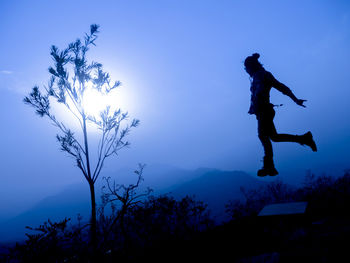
[244,53,317,177]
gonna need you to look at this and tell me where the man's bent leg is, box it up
[257,116,278,176]
[270,133,301,142]
[270,130,317,152]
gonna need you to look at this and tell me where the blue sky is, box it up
[1,0,350,219]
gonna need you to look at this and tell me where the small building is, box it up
[258,202,308,217]
[258,201,310,229]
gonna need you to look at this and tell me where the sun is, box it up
[82,87,108,117]
[53,79,136,131]
[81,82,133,118]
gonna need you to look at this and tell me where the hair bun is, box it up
[252,53,260,59]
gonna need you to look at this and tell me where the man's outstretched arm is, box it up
[268,72,306,107]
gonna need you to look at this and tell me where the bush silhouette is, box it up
[4,171,350,262]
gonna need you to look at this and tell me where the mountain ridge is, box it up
[0,165,263,242]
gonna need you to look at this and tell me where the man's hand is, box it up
[296,99,307,108]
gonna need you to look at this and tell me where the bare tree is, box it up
[23,24,139,247]
[101,164,152,239]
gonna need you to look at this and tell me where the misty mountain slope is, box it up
[0,183,91,242]
[165,169,265,221]
[136,164,206,191]
[0,165,185,240]
[0,165,262,242]
[0,165,189,242]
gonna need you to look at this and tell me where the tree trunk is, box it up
[89,181,97,250]
[82,114,97,250]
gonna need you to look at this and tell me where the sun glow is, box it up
[53,72,139,133]
[82,88,109,117]
[52,85,131,133]
[81,82,135,119]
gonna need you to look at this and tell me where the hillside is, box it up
[2,172,350,262]
[0,166,261,242]
[166,169,264,221]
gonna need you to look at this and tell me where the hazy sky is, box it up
[1,0,350,218]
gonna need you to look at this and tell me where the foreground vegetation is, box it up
[1,171,350,262]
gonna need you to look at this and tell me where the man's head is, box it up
[244,53,263,76]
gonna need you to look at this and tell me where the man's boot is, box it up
[300,131,317,152]
[258,157,278,177]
